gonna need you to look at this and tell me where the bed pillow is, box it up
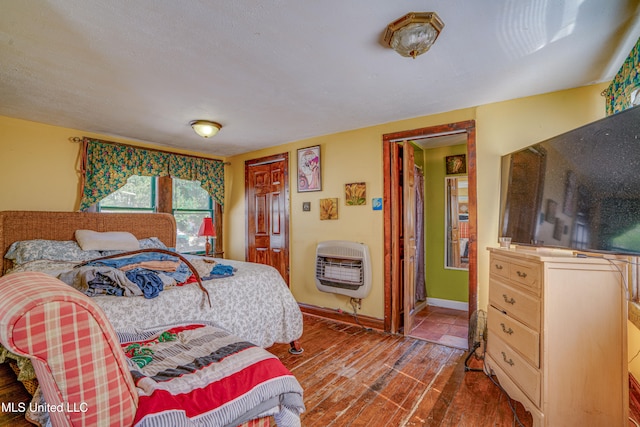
[139,237,169,250]
[75,230,140,251]
[4,240,102,265]
[99,237,169,257]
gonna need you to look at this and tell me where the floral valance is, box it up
[604,36,640,116]
[79,138,224,211]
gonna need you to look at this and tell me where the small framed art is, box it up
[297,145,321,192]
[345,182,366,205]
[445,154,467,175]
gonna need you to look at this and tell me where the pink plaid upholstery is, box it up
[0,272,137,427]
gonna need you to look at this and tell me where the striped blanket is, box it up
[118,323,304,427]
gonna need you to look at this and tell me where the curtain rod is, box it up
[69,136,231,165]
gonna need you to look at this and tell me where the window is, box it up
[173,178,213,253]
[98,175,156,212]
[97,175,214,254]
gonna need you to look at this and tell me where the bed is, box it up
[0,210,304,425]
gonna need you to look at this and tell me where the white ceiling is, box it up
[1,0,639,157]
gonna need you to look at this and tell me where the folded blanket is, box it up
[118,323,304,427]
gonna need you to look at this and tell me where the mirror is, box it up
[445,176,469,270]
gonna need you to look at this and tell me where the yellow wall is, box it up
[4,82,639,377]
[0,83,611,321]
[0,116,226,212]
[226,109,475,319]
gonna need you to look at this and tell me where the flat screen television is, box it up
[499,104,640,256]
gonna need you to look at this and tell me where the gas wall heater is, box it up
[315,240,372,299]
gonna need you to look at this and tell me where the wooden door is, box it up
[390,143,402,333]
[402,142,417,334]
[245,154,290,285]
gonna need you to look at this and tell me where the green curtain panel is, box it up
[79,138,224,210]
[604,36,640,116]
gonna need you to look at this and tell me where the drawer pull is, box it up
[501,351,515,366]
[502,294,516,305]
[516,270,527,278]
[500,323,514,335]
[495,264,504,270]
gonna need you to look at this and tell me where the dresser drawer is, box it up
[488,335,541,408]
[489,279,540,331]
[488,305,539,368]
[490,255,510,279]
[508,259,540,291]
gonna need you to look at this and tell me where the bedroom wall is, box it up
[4,82,639,379]
[0,116,227,212]
[226,83,611,322]
[225,108,476,320]
[0,83,614,323]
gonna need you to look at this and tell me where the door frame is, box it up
[383,120,477,333]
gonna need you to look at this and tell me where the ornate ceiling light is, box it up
[383,12,444,59]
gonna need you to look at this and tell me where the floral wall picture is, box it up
[345,182,366,205]
[320,198,338,220]
[297,145,321,192]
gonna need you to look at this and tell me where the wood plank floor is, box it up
[2,314,637,426]
[268,315,533,427]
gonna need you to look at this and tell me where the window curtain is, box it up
[604,36,640,116]
[78,138,224,211]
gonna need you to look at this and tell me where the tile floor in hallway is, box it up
[407,305,469,349]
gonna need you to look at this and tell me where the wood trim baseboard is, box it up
[298,303,385,332]
[630,372,640,417]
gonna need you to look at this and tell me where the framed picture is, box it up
[297,145,321,192]
[320,198,338,220]
[445,154,466,175]
[345,182,366,205]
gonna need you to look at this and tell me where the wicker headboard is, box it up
[0,211,176,275]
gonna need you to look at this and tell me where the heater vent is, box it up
[315,240,372,299]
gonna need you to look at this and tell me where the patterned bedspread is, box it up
[9,258,303,348]
[118,323,304,427]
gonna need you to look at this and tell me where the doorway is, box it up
[382,120,477,347]
[245,153,290,285]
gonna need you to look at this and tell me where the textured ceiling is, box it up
[1,0,639,156]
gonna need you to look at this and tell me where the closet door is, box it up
[245,154,290,285]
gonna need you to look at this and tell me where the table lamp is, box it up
[198,217,216,257]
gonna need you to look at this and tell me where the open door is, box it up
[388,141,417,334]
[403,142,417,333]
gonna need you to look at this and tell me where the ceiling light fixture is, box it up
[383,12,444,59]
[190,120,222,138]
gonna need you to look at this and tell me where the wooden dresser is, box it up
[484,247,628,426]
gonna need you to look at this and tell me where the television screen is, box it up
[499,105,640,255]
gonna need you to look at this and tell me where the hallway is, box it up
[407,305,468,350]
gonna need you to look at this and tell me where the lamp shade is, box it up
[198,217,216,237]
[190,120,222,138]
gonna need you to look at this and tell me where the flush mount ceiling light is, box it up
[190,120,222,138]
[383,12,444,59]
